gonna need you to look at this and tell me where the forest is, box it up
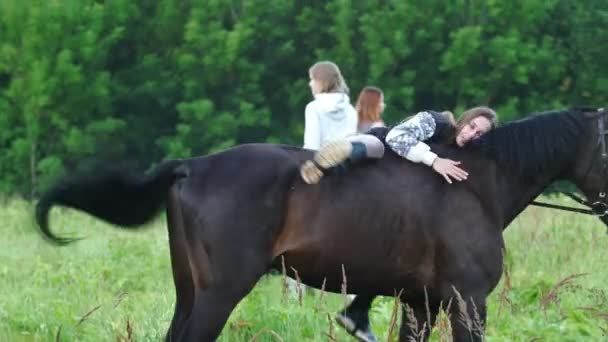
[1,0,606,197]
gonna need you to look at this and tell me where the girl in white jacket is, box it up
[303,61,358,150]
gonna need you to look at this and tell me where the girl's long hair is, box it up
[309,61,349,94]
[356,86,384,123]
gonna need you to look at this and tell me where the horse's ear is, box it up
[583,111,598,119]
[573,106,604,118]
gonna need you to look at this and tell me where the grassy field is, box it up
[1,198,607,341]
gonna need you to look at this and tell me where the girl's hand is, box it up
[431,158,468,184]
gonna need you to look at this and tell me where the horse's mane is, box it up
[469,109,590,178]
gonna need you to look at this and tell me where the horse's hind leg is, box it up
[180,247,270,341]
[165,186,195,341]
[178,212,273,341]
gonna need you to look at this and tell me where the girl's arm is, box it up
[385,111,438,166]
[303,103,321,150]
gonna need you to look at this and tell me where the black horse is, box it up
[36,108,608,341]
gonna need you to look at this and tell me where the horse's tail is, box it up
[35,159,190,245]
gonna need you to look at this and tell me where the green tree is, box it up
[0,0,127,196]
[0,0,606,197]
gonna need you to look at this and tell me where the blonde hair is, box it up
[356,86,384,123]
[309,61,349,94]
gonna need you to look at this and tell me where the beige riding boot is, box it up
[300,140,353,184]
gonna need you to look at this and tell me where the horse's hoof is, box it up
[300,160,323,184]
[315,140,352,169]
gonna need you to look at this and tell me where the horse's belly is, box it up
[279,234,436,296]
[275,179,438,294]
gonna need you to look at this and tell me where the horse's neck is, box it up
[495,172,555,230]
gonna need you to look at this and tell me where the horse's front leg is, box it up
[399,300,439,342]
[448,293,487,342]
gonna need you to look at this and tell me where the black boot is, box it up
[335,295,378,342]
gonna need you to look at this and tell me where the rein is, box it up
[530,107,608,217]
[530,192,608,216]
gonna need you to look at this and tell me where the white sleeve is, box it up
[303,103,321,150]
[385,111,438,166]
[405,142,438,166]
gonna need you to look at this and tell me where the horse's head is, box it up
[569,108,608,227]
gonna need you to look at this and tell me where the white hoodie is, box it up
[303,93,358,150]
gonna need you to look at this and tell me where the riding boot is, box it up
[335,294,378,342]
[300,141,368,184]
[333,142,368,175]
[335,312,379,342]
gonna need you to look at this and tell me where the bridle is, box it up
[530,107,608,216]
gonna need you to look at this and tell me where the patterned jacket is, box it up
[384,111,453,166]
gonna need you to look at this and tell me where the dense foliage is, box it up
[1,1,607,196]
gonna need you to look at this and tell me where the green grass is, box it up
[1,198,607,341]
